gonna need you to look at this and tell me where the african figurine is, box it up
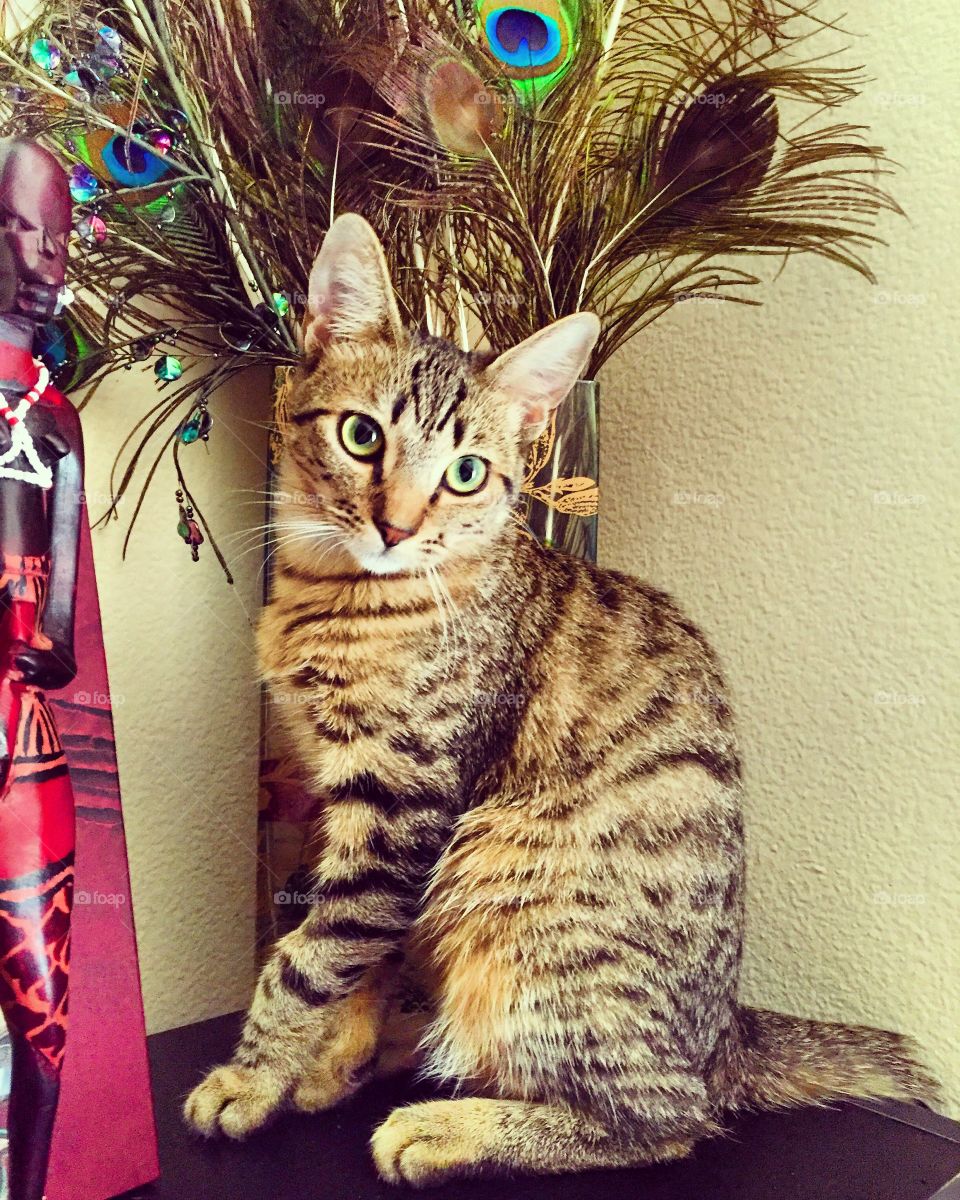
[0,137,82,1200]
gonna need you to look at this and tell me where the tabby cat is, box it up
[184,214,935,1185]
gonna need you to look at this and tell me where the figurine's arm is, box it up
[13,400,84,690]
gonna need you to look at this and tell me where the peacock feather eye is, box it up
[98,133,171,189]
[444,455,488,495]
[339,413,384,459]
[477,0,579,102]
[70,101,180,214]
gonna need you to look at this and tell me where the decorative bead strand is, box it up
[0,360,55,488]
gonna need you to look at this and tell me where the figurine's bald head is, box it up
[0,138,72,322]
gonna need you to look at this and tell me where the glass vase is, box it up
[523,378,599,563]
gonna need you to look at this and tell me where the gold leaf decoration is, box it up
[520,409,598,518]
[525,476,599,516]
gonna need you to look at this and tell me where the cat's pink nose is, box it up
[376,520,415,548]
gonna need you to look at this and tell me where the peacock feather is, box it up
[0,0,899,576]
[476,0,582,103]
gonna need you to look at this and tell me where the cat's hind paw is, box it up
[183,1064,285,1140]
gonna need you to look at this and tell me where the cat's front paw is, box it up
[184,1063,285,1139]
[371,1100,489,1188]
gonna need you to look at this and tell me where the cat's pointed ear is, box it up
[484,312,601,440]
[302,213,403,355]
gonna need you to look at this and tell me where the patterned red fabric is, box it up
[0,551,76,1073]
[0,853,73,1070]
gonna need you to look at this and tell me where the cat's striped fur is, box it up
[184,215,936,1185]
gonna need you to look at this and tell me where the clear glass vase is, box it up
[523,379,599,563]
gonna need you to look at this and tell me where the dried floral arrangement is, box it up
[0,0,897,575]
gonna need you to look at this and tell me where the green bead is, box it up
[177,520,189,540]
[180,406,212,443]
[155,354,183,382]
[30,38,61,72]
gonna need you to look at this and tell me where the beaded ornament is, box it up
[0,361,54,489]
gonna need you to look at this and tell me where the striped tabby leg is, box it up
[372,1098,695,1187]
[185,791,446,1138]
[183,945,396,1139]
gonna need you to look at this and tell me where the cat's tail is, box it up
[722,1005,939,1112]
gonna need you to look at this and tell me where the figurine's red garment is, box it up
[0,550,75,1072]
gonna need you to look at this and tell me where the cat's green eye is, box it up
[339,413,384,459]
[444,455,488,495]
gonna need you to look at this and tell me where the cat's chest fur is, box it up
[258,563,493,803]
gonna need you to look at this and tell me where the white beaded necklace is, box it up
[0,360,53,489]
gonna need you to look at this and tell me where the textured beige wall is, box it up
[600,0,959,1109]
[82,370,268,1032]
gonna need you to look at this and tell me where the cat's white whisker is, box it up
[257,530,353,583]
[429,567,466,679]
[423,565,453,670]
[225,520,345,559]
[436,571,473,666]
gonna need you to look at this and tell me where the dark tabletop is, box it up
[125,1012,960,1200]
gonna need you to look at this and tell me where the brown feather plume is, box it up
[0,0,900,569]
[650,79,779,218]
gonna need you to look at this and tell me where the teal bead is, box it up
[155,354,183,382]
[30,38,61,72]
[180,406,211,442]
[69,165,100,203]
[98,25,122,53]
